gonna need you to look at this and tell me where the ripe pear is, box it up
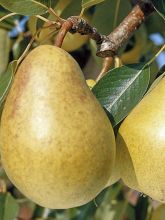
[151,204,165,220]
[116,134,140,191]
[105,143,121,187]
[116,77,165,202]
[105,136,139,188]
[0,45,116,209]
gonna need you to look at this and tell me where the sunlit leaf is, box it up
[0,0,50,15]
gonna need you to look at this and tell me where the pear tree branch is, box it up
[97,0,155,57]
[55,0,154,58]
[54,0,155,80]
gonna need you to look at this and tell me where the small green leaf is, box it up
[151,0,165,20]
[92,63,150,127]
[0,29,10,76]
[0,0,50,15]
[0,60,17,107]
[82,0,105,10]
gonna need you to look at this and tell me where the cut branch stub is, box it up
[96,1,155,57]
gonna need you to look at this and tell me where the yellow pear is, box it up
[105,143,121,187]
[116,134,140,191]
[0,45,115,209]
[116,76,165,202]
[105,136,139,188]
[151,204,165,220]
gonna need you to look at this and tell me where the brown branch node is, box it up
[67,16,105,44]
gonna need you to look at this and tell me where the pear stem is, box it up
[96,57,114,82]
[54,19,73,47]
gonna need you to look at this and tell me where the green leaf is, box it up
[92,0,131,35]
[0,192,19,220]
[151,0,165,20]
[3,193,19,220]
[0,60,17,107]
[61,0,82,19]
[0,29,10,76]
[0,0,51,15]
[82,0,105,10]
[92,63,150,127]
[0,193,6,219]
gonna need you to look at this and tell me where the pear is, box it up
[116,77,165,202]
[105,136,139,188]
[105,143,121,187]
[151,204,165,220]
[0,45,115,209]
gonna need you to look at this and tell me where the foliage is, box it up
[0,0,164,219]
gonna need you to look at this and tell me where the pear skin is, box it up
[0,45,115,209]
[105,142,121,187]
[106,134,139,188]
[117,77,165,203]
[151,204,165,220]
[116,134,140,191]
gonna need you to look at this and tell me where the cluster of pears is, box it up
[1,43,165,209]
[0,45,116,209]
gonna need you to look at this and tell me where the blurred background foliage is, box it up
[0,0,164,219]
